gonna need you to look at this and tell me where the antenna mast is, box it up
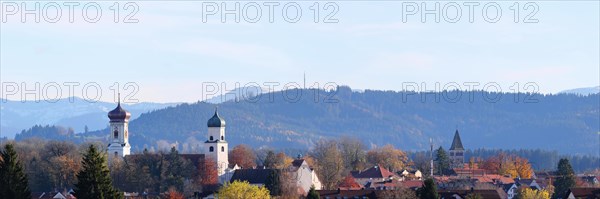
[430,137,434,177]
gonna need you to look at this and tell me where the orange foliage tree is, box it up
[366,144,408,172]
[198,156,218,186]
[229,144,257,169]
[480,153,533,178]
[166,187,185,199]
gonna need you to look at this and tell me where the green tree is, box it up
[435,147,450,175]
[264,169,281,196]
[162,147,191,192]
[263,150,277,168]
[217,181,271,199]
[0,144,32,199]
[307,185,320,199]
[73,145,122,199]
[417,178,439,199]
[552,158,575,199]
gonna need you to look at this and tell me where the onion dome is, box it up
[207,108,225,127]
[108,101,131,122]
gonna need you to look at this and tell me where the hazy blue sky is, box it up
[1,1,598,103]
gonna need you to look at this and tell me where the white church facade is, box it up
[106,101,235,182]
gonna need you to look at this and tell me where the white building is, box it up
[107,100,131,165]
[205,109,230,176]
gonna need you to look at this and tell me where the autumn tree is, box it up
[166,187,185,199]
[339,137,367,171]
[366,144,408,172]
[517,187,550,199]
[218,181,271,199]
[109,156,127,191]
[229,144,257,169]
[73,144,122,199]
[48,155,80,190]
[199,156,219,186]
[435,147,450,175]
[312,139,344,190]
[553,158,576,199]
[274,152,293,169]
[0,143,32,199]
[479,153,533,178]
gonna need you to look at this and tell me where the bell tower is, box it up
[205,108,229,176]
[107,96,131,164]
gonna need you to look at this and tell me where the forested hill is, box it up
[43,87,600,155]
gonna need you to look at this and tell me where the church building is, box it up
[106,101,234,181]
[448,129,465,168]
[107,99,131,165]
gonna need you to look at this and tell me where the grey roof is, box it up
[449,130,464,150]
[230,169,275,184]
[207,109,225,127]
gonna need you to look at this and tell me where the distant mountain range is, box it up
[6,86,600,156]
[0,98,179,138]
[58,86,597,156]
[559,86,600,96]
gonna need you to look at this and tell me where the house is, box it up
[229,158,323,195]
[565,187,600,199]
[317,190,413,199]
[229,168,274,187]
[515,178,541,190]
[350,165,401,189]
[400,169,423,181]
[289,158,323,192]
[503,183,518,199]
[31,192,76,199]
[438,188,507,199]
[579,175,600,186]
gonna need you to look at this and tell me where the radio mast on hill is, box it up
[430,137,434,177]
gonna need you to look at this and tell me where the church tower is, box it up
[449,129,465,168]
[205,108,229,176]
[107,98,131,164]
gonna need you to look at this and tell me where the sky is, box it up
[1,1,599,103]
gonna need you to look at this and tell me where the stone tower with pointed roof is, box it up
[107,97,131,165]
[449,129,464,168]
[205,108,229,176]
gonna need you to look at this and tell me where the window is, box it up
[114,152,118,157]
[210,136,214,141]
[209,146,214,152]
[113,130,118,139]
[221,136,224,140]
[221,146,225,152]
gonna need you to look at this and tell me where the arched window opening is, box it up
[210,136,214,141]
[221,136,224,140]
[114,130,118,139]
[209,146,214,152]
[221,146,225,152]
